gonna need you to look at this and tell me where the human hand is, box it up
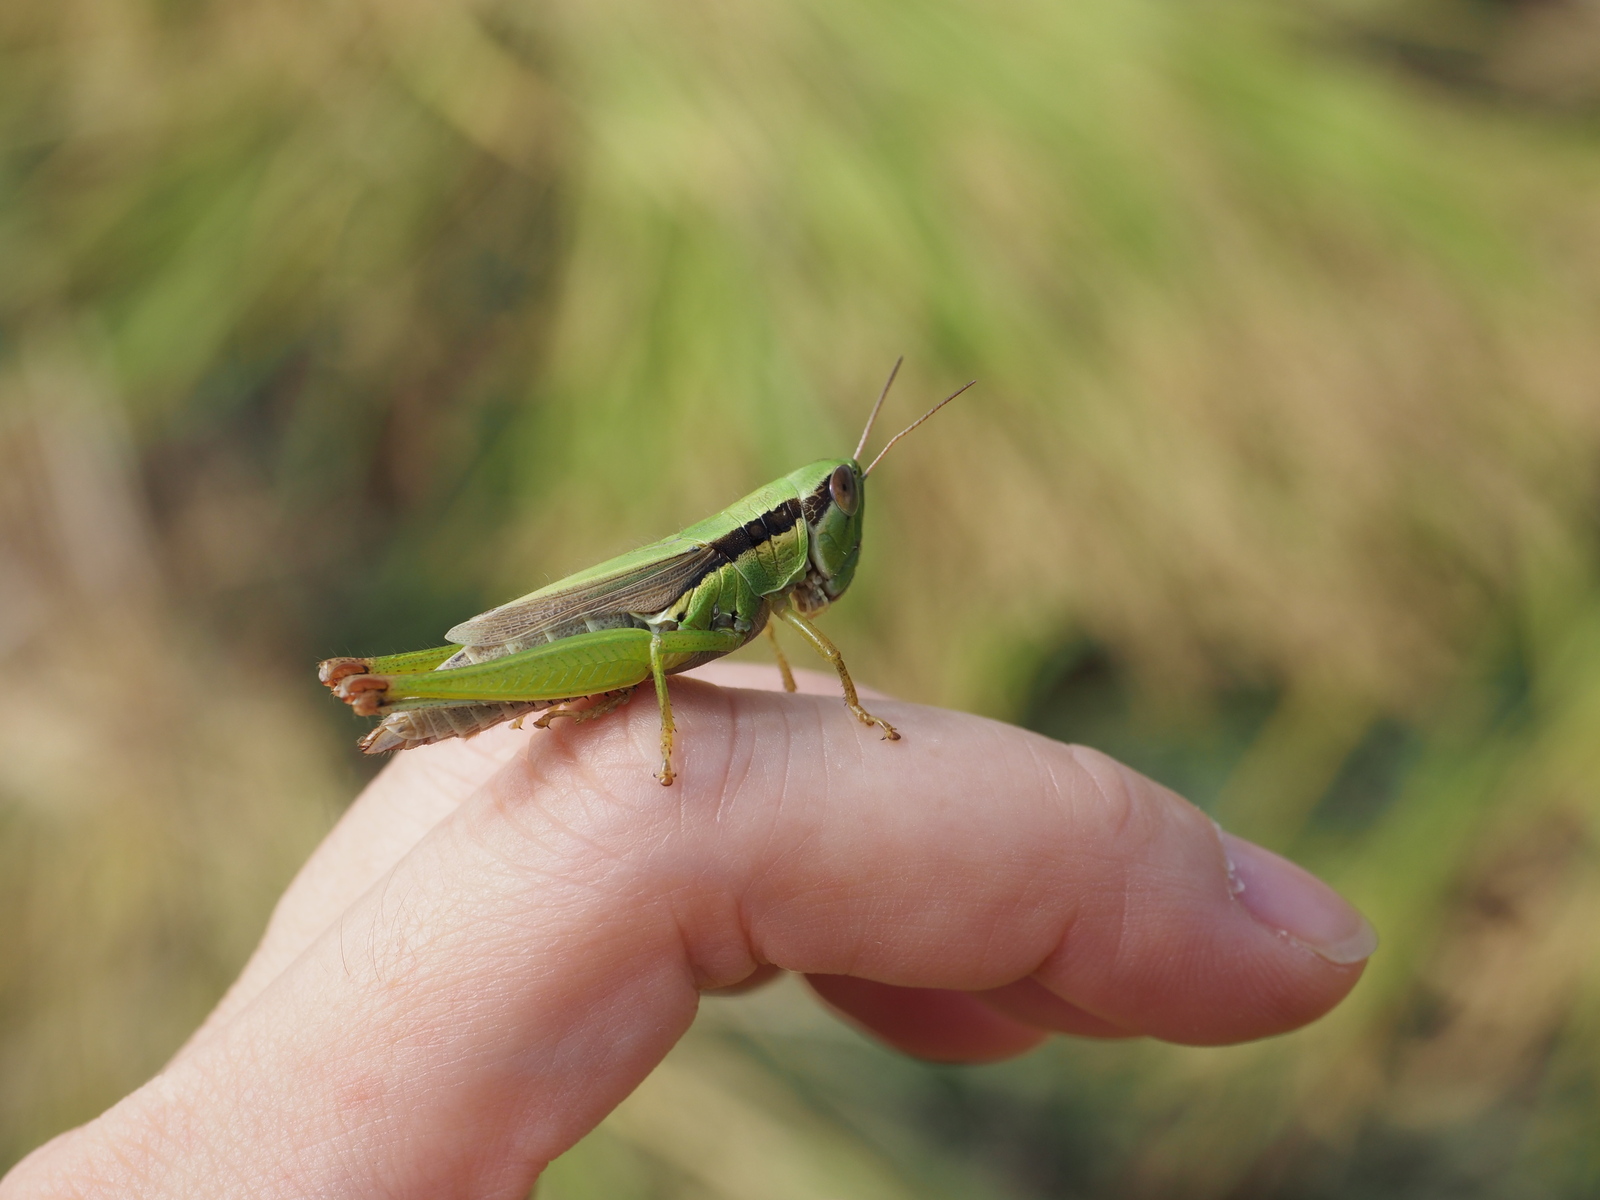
[1,664,1375,1199]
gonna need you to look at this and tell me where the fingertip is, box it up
[1218,832,1379,966]
[1028,753,1375,1046]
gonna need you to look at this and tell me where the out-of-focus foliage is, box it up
[1320,0,1600,109]
[5,0,1600,1193]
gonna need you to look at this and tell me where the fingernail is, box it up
[1217,830,1378,965]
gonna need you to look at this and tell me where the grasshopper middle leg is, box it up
[647,627,748,786]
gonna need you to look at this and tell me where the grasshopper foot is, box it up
[850,705,900,741]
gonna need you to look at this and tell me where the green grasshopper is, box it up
[319,362,973,785]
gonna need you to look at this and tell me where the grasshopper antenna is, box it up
[863,379,976,477]
[853,356,903,462]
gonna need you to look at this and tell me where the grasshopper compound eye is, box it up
[829,464,859,515]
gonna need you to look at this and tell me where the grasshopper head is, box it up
[783,367,973,613]
[787,459,865,608]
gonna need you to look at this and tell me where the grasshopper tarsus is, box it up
[852,708,900,740]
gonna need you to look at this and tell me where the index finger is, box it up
[86,680,1377,1200]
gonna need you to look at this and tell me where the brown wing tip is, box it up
[358,722,410,754]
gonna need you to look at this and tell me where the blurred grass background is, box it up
[6,0,1600,1193]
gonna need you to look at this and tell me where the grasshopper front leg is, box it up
[775,606,900,741]
[765,622,797,693]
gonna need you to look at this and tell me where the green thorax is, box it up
[444,458,866,659]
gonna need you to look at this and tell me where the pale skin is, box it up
[0,664,1376,1199]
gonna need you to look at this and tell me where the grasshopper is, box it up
[319,362,973,785]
